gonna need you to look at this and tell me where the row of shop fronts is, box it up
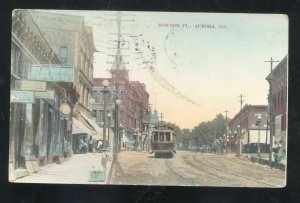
[10,82,76,179]
[9,10,99,181]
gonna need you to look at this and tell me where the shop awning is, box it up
[72,117,94,136]
[79,114,103,140]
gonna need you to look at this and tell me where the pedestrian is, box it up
[92,139,97,154]
[97,139,103,152]
[278,140,283,163]
[88,136,93,153]
[272,141,280,167]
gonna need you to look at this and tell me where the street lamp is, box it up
[228,130,231,152]
[255,114,262,159]
[102,79,109,151]
[234,130,237,148]
[264,124,268,144]
[223,134,226,153]
[114,98,122,159]
[107,113,111,151]
[236,125,241,156]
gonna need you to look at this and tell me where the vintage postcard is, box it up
[9,10,287,187]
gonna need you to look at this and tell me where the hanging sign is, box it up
[28,64,74,82]
[10,90,35,103]
[15,80,47,91]
[35,90,55,99]
[59,102,71,118]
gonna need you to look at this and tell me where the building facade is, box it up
[93,68,150,150]
[266,56,287,155]
[227,105,269,153]
[30,11,96,118]
[10,10,78,180]
[30,11,100,153]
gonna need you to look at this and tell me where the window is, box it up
[60,47,68,65]
[159,132,164,141]
[152,132,158,141]
[280,89,284,106]
[121,91,125,100]
[165,132,171,141]
[273,94,276,110]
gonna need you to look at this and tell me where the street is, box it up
[109,151,285,187]
[12,150,285,187]
[9,10,288,188]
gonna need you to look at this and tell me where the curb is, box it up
[241,155,286,171]
[106,158,115,184]
[249,156,285,171]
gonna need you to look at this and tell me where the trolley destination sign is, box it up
[27,64,74,82]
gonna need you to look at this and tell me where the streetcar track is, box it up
[147,157,201,186]
[165,159,201,186]
[147,158,160,185]
[193,156,282,187]
[183,155,279,187]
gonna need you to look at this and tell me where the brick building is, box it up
[228,105,269,153]
[266,56,287,155]
[92,67,149,149]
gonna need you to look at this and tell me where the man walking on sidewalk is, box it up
[272,141,281,168]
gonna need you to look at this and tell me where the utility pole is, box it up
[104,11,134,162]
[265,57,279,166]
[238,94,245,156]
[224,110,229,153]
[147,104,152,152]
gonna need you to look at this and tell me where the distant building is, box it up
[149,109,160,128]
[93,55,150,149]
[228,105,269,153]
[266,56,287,155]
[93,75,149,142]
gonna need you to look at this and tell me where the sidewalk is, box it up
[13,152,113,184]
[242,153,286,171]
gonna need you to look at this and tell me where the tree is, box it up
[176,128,191,149]
[191,114,226,147]
[159,114,226,150]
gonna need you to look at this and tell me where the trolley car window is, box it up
[165,132,171,141]
[152,132,158,141]
[159,132,164,141]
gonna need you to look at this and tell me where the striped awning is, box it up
[79,114,103,140]
[72,117,94,136]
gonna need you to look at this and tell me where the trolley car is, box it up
[150,125,176,158]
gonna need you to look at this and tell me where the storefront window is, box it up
[23,104,34,157]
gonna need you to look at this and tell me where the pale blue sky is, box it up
[35,10,288,129]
